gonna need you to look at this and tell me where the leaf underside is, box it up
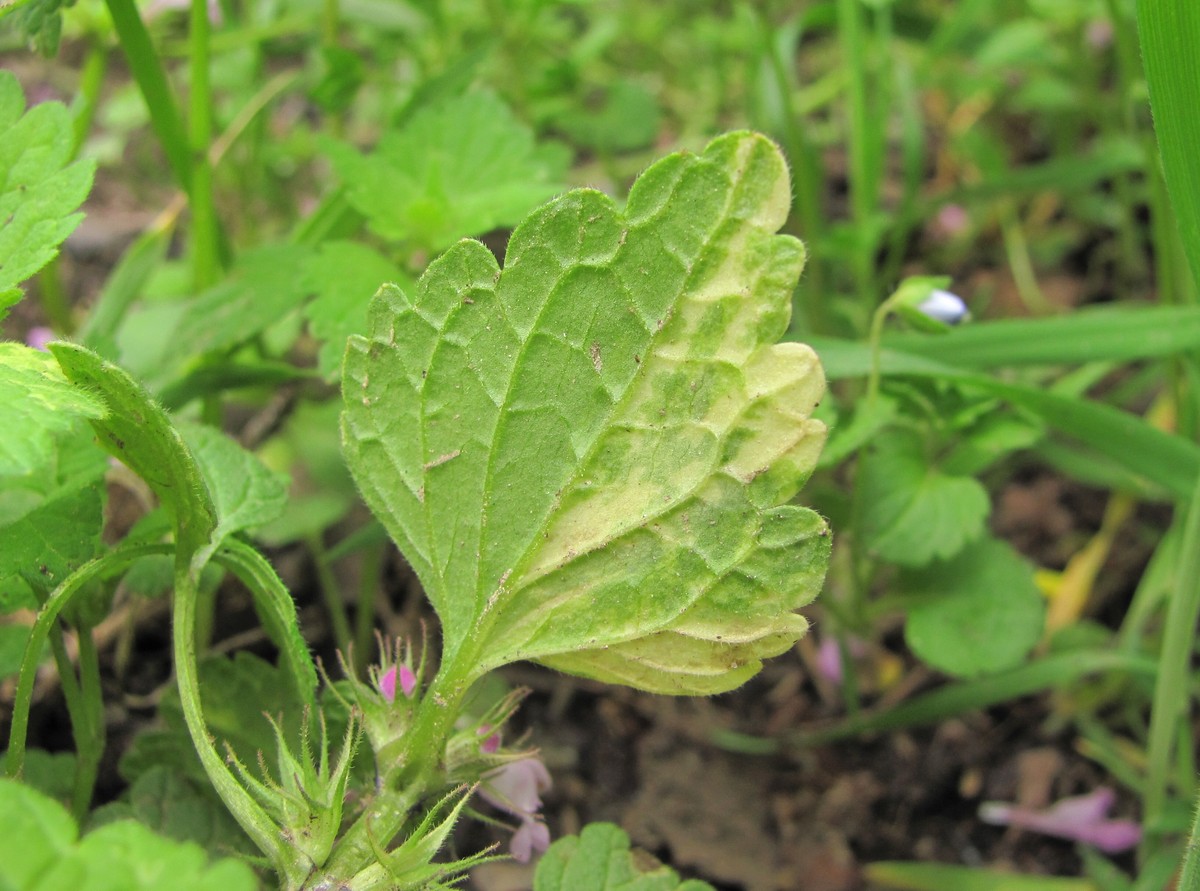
[343,132,829,694]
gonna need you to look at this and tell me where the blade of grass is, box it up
[789,651,1156,747]
[1138,0,1200,295]
[812,337,1200,500]
[1143,468,1200,844]
[864,861,1095,891]
[880,306,1200,368]
[104,0,192,193]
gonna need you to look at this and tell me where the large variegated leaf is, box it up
[342,133,829,694]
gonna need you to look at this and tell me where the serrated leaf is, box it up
[179,423,288,541]
[901,537,1046,678]
[0,344,107,476]
[535,823,715,891]
[857,430,990,567]
[0,71,95,318]
[344,132,829,695]
[301,240,412,380]
[326,91,569,253]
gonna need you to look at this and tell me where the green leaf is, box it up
[172,242,310,356]
[900,537,1045,678]
[326,91,569,253]
[1139,0,1200,294]
[42,818,259,891]
[865,860,1093,891]
[122,767,258,858]
[302,240,412,381]
[0,70,95,318]
[0,344,107,476]
[179,423,288,542]
[857,430,990,567]
[0,777,78,889]
[535,823,715,891]
[0,425,108,608]
[344,132,829,695]
[556,80,662,154]
[47,342,217,561]
[0,623,35,677]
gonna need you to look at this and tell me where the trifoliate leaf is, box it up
[901,537,1046,677]
[325,91,569,253]
[535,823,715,891]
[0,70,95,318]
[302,240,412,380]
[857,429,990,567]
[343,132,828,695]
[0,344,107,476]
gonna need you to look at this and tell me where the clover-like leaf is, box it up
[343,133,828,695]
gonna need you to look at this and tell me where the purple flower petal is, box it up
[481,757,552,820]
[979,787,1140,854]
[398,663,416,698]
[510,819,551,863]
[378,665,397,703]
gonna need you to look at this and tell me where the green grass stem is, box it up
[104,0,192,192]
[1143,468,1200,840]
[188,0,219,290]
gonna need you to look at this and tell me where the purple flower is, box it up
[377,663,416,703]
[480,756,552,863]
[26,327,54,351]
[478,724,501,754]
[379,666,397,703]
[979,787,1141,853]
[815,635,866,686]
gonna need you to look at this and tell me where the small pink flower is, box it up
[480,756,552,863]
[478,725,500,754]
[979,787,1141,853]
[934,204,970,238]
[398,663,416,698]
[26,327,54,351]
[378,663,416,703]
[378,665,397,703]
[816,635,867,686]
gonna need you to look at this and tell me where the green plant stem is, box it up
[35,258,72,333]
[353,542,383,675]
[71,625,104,820]
[71,41,108,158]
[308,534,354,657]
[188,0,219,290]
[104,0,192,192]
[835,0,879,313]
[1144,470,1200,838]
[6,544,171,780]
[172,555,307,887]
[1178,784,1200,891]
[315,660,475,884]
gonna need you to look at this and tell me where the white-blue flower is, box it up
[916,289,970,325]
